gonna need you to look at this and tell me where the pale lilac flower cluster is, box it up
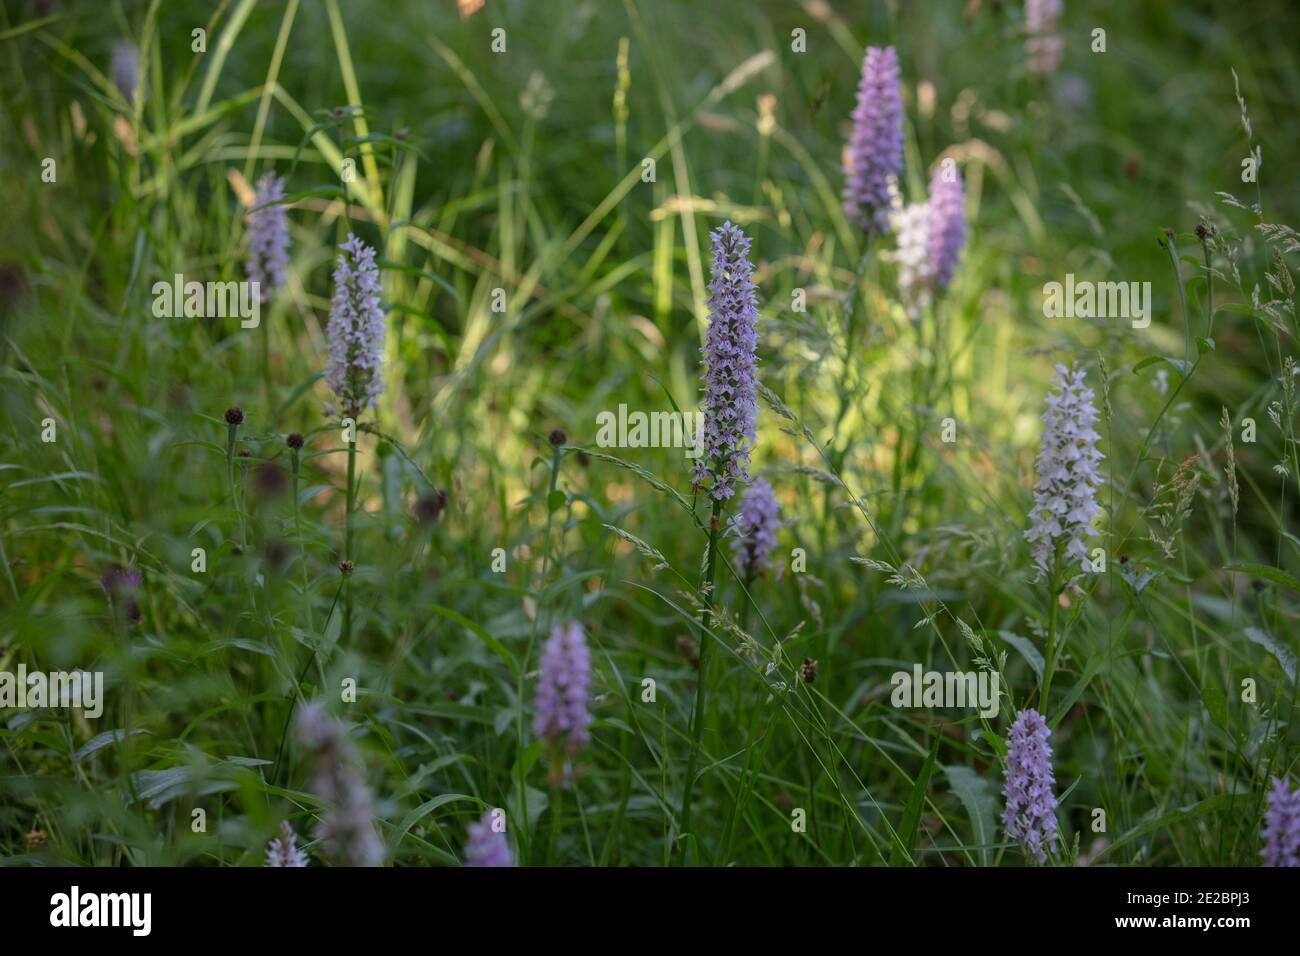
[1025,363,1104,581]
[463,810,514,867]
[842,46,904,234]
[532,620,592,754]
[296,703,385,867]
[1261,777,1300,867]
[325,234,386,416]
[693,221,759,501]
[1001,708,1058,864]
[265,820,308,867]
[1025,0,1064,75]
[889,202,932,314]
[111,41,140,102]
[927,163,965,291]
[731,477,780,578]
[246,173,290,303]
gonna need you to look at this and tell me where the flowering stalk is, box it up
[265,820,308,867]
[1261,777,1300,867]
[693,222,759,501]
[326,234,386,418]
[731,477,780,580]
[533,619,592,863]
[246,173,289,303]
[831,46,901,493]
[247,172,289,406]
[681,221,760,858]
[463,810,514,867]
[830,45,902,483]
[927,161,968,412]
[533,620,592,769]
[111,41,140,104]
[1001,707,1058,864]
[891,201,932,316]
[732,477,780,633]
[1024,363,1103,706]
[326,234,386,643]
[1025,0,1064,76]
[842,46,904,235]
[296,703,384,867]
[927,162,965,294]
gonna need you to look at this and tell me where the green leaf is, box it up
[1213,302,1257,318]
[344,133,431,162]
[426,604,517,675]
[1118,562,1161,593]
[1243,627,1297,684]
[270,185,348,206]
[1195,336,1216,353]
[391,792,478,850]
[1224,563,1300,594]
[1133,355,1192,379]
[996,630,1044,680]
[547,489,566,512]
[889,732,940,866]
[7,470,101,489]
[977,729,1007,758]
[943,765,997,866]
[1050,657,1104,726]
[1095,796,1234,862]
[298,483,335,506]
[197,638,275,658]
[376,259,461,303]
[129,765,241,809]
[539,568,605,605]
[274,371,325,424]
[73,729,149,763]
[1202,681,1229,731]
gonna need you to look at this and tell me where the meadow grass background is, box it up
[1,0,1299,866]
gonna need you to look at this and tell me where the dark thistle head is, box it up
[414,490,448,525]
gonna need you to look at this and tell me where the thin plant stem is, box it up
[261,315,272,411]
[226,422,246,550]
[1163,232,1191,363]
[547,781,564,864]
[520,442,565,864]
[1040,565,1060,709]
[679,496,724,862]
[343,428,357,642]
[291,445,313,631]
